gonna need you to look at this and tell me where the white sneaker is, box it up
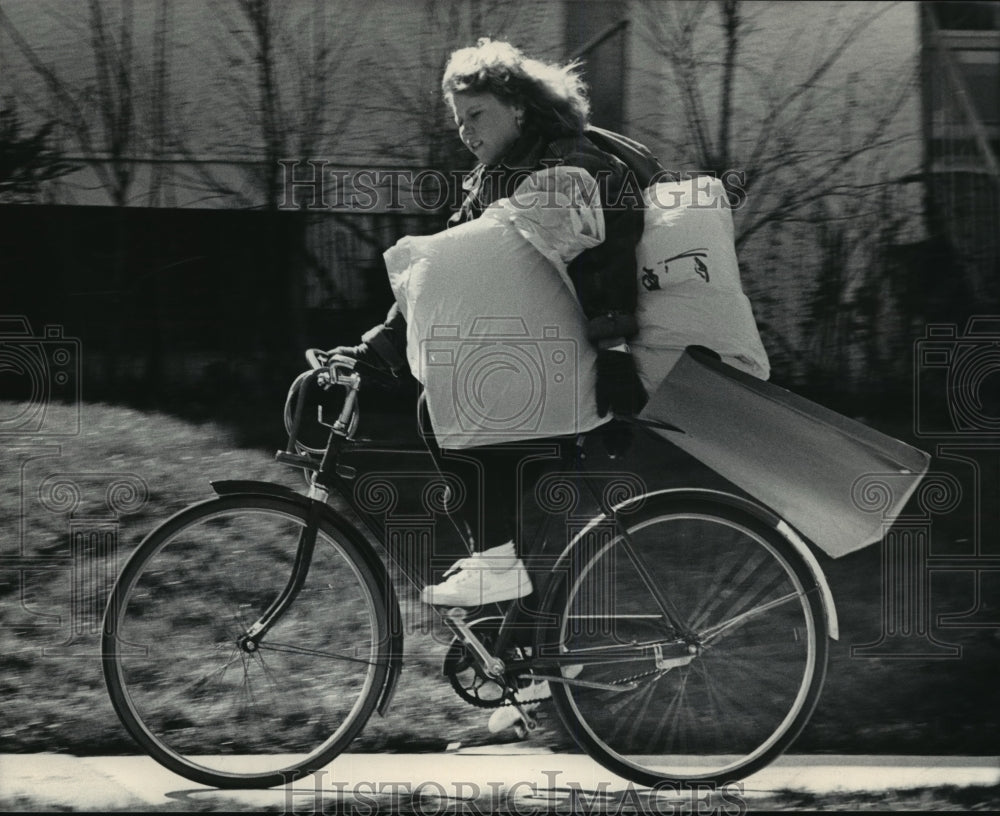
[487,680,550,734]
[487,703,536,735]
[420,542,532,606]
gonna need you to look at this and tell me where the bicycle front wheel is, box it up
[542,494,828,787]
[102,494,391,789]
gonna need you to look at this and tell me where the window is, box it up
[931,1,1000,31]
[931,48,1000,126]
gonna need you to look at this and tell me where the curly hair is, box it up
[441,38,590,138]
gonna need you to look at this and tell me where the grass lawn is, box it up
[1,399,574,757]
[1,399,997,760]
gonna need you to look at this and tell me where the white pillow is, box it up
[633,177,770,390]
[384,198,607,450]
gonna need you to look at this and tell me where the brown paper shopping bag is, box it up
[639,347,931,557]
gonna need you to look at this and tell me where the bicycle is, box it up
[101,347,836,790]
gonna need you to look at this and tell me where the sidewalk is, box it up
[2,750,998,811]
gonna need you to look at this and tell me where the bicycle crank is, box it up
[442,615,507,708]
[445,608,505,678]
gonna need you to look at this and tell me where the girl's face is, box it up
[452,91,523,166]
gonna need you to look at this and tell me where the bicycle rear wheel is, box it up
[541,494,828,787]
[102,494,391,789]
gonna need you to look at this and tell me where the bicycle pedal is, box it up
[510,700,538,731]
[488,704,531,734]
[511,679,551,704]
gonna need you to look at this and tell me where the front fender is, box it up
[210,480,405,714]
[211,479,303,500]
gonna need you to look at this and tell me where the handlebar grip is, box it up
[334,388,359,435]
[306,348,358,372]
[299,349,367,439]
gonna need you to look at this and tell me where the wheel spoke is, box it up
[687,547,772,632]
[103,497,389,788]
[545,502,827,787]
[256,640,382,667]
[126,643,245,716]
[614,530,687,636]
[697,591,803,644]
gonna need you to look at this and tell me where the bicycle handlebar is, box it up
[280,350,363,457]
[304,349,362,438]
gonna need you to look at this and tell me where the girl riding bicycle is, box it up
[101,36,929,794]
[333,38,664,609]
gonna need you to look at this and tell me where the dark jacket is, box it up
[362,127,662,372]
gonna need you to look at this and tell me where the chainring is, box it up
[442,616,546,709]
[442,616,506,708]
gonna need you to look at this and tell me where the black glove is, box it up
[328,343,394,380]
[595,349,648,418]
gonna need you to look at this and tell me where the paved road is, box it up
[2,750,998,811]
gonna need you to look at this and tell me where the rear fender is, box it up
[544,487,839,641]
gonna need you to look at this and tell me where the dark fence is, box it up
[3,202,987,441]
[1,204,442,432]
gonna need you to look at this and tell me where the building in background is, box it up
[1,0,996,399]
[921,0,1000,306]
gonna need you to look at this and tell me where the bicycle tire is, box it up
[102,493,391,789]
[540,493,829,787]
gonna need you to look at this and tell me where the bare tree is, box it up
[0,0,185,393]
[192,0,370,210]
[635,0,921,387]
[0,0,144,206]
[160,0,380,362]
[147,0,172,207]
[638,0,916,247]
[360,0,555,213]
[0,98,76,203]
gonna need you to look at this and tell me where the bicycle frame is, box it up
[223,351,839,718]
[101,348,840,789]
[239,357,684,698]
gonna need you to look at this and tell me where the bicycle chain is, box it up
[451,660,670,709]
[498,665,667,708]
[610,666,669,686]
[445,615,668,709]
[500,677,551,708]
